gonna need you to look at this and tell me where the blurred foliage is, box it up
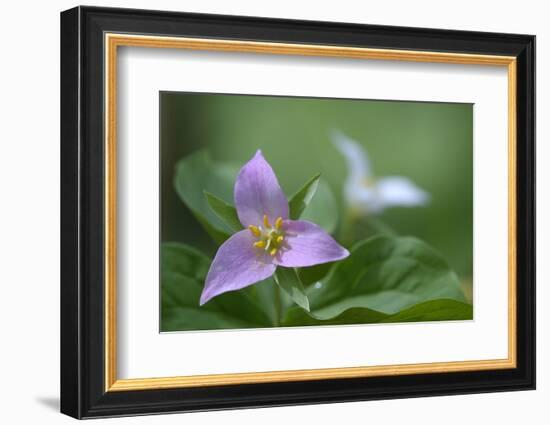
[161,92,473,279]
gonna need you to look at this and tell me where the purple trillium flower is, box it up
[200,151,349,305]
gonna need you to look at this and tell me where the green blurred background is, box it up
[160,92,473,283]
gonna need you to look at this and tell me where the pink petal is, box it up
[274,220,349,268]
[234,150,289,227]
[200,229,276,305]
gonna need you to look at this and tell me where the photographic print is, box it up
[160,92,474,332]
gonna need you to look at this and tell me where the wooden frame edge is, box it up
[108,358,516,391]
[103,33,518,392]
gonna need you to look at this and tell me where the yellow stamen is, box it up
[275,217,283,229]
[270,248,277,256]
[276,235,284,243]
[248,225,261,237]
[253,241,265,248]
[263,214,271,228]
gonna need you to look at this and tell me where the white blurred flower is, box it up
[332,130,429,215]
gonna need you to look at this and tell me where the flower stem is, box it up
[339,208,358,247]
[366,215,397,236]
[274,283,282,327]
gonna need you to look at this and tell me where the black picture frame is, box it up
[60,5,535,419]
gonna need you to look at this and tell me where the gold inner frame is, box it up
[104,33,517,392]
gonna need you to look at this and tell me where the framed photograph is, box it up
[60,6,535,419]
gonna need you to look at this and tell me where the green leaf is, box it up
[274,268,310,311]
[288,173,320,220]
[283,305,387,326]
[161,242,274,331]
[380,299,473,323]
[364,216,397,236]
[194,215,231,245]
[283,299,472,326]
[298,262,333,286]
[204,191,241,231]
[283,235,469,325]
[314,235,466,315]
[174,150,239,244]
[300,180,338,233]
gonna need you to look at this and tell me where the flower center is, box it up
[361,177,376,188]
[248,215,285,256]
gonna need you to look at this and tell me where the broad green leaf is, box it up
[174,150,238,244]
[194,215,231,245]
[298,262,332,286]
[284,235,468,325]
[288,173,320,220]
[312,235,466,316]
[274,268,310,311]
[204,191,242,231]
[161,242,274,331]
[283,305,387,326]
[283,299,472,326]
[300,180,338,233]
[379,299,472,323]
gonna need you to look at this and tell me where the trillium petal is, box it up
[200,230,276,305]
[343,181,381,213]
[332,130,372,181]
[375,176,430,210]
[274,220,349,268]
[234,150,289,227]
